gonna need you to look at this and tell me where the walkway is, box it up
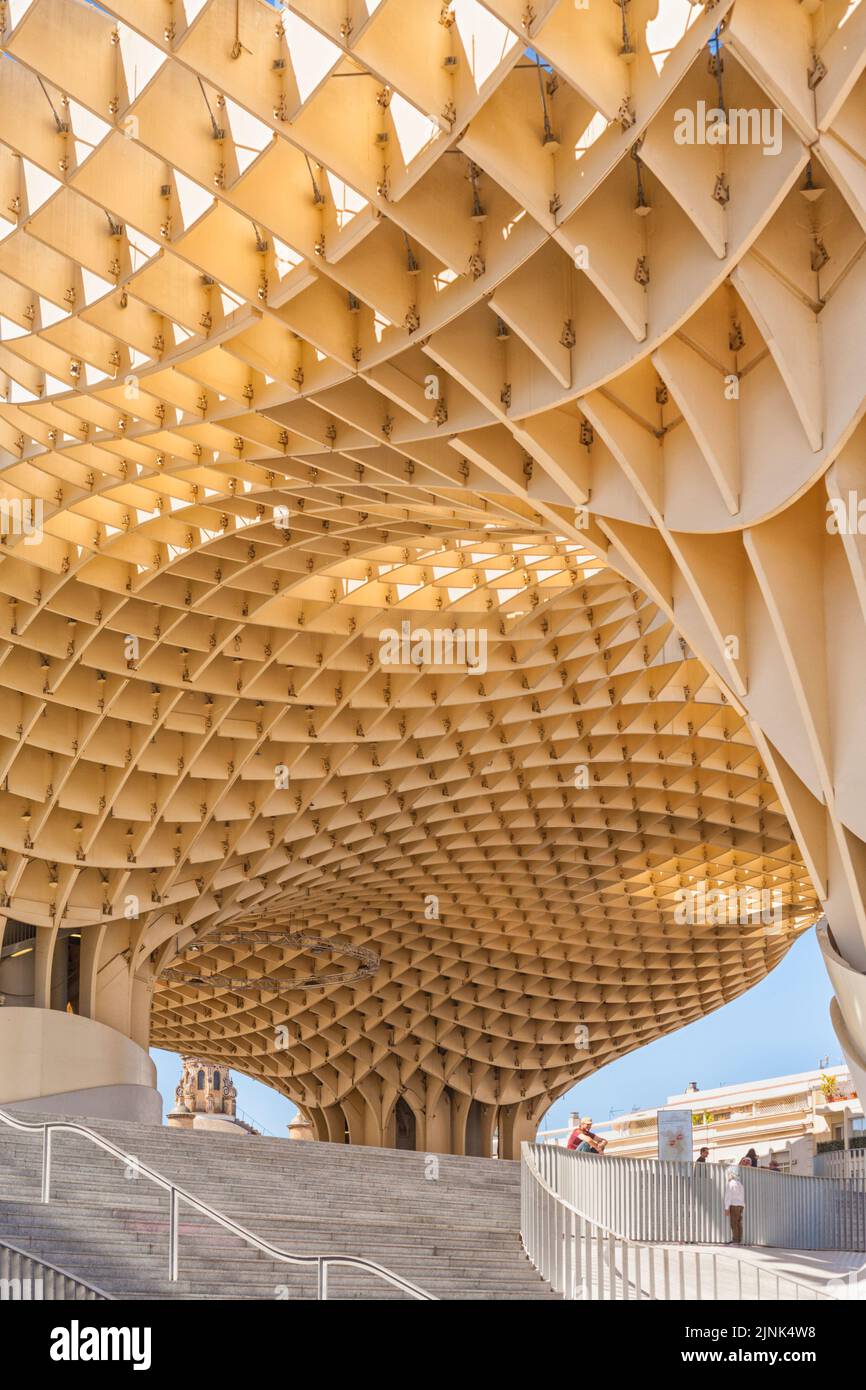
[640,1243,864,1300]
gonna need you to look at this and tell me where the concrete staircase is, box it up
[0,1112,559,1300]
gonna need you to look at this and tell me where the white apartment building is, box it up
[539,1068,865,1174]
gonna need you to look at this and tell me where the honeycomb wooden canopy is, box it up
[2,0,857,1152]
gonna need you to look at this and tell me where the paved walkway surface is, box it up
[637,1243,865,1300]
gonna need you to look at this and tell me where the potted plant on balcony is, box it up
[820,1072,842,1102]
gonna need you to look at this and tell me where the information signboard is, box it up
[657,1108,693,1162]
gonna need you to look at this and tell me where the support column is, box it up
[423,1080,452,1155]
[449,1091,471,1155]
[341,1091,368,1146]
[320,1102,348,1144]
[304,1106,330,1143]
[498,1101,541,1160]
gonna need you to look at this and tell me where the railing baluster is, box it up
[0,1239,109,1301]
[168,1187,179,1282]
[41,1125,51,1204]
[556,1201,564,1293]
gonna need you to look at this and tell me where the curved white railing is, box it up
[521,1144,832,1301]
[0,1108,436,1301]
[815,1148,866,1182]
[530,1142,866,1251]
[0,1237,111,1300]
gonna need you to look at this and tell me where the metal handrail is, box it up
[520,1143,832,1301]
[0,1235,112,1300]
[0,1107,436,1300]
[234,1105,276,1137]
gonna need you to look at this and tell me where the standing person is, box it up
[743,1148,759,1167]
[767,1153,781,1171]
[724,1166,746,1244]
[695,1146,710,1164]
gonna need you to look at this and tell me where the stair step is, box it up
[0,1108,558,1301]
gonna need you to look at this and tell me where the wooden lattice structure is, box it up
[1,0,860,1152]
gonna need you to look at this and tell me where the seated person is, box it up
[566,1116,607,1153]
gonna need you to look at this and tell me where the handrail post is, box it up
[168,1187,179,1282]
[317,1256,328,1299]
[41,1126,51,1204]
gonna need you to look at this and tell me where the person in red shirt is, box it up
[566,1116,607,1153]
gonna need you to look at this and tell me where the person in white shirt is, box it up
[724,1166,746,1244]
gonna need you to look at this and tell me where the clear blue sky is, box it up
[150,925,841,1141]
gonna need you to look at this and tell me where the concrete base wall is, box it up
[0,1007,162,1124]
[8,1083,163,1125]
